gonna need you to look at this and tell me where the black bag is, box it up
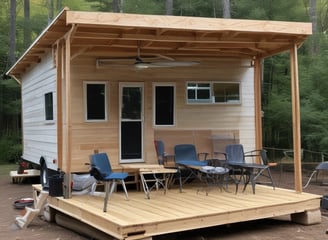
[89,166,104,181]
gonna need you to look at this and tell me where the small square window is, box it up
[187,83,211,103]
[213,83,240,103]
[44,92,53,121]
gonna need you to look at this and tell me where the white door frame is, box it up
[119,82,144,163]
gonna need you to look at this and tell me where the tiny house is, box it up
[7,8,311,193]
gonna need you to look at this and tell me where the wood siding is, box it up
[69,56,255,172]
[19,53,256,172]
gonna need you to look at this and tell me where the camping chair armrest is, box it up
[213,151,227,159]
[244,149,261,157]
[163,154,175,166]
[197,152,209,161]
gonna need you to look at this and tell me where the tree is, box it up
[48,0,54,23]
[222,0,230,18]
[24,0,31,50]
[9,0,16,65]
[166,0,173,15]
[310,0,317,34]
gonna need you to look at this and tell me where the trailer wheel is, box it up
[40,162,49,189]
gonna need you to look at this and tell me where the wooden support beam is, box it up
[62,25,74,199]
[290,43,302,193]
[254,58,263,159]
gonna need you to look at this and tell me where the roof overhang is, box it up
[7,8,312,80]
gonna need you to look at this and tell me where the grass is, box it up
[0,163,18,177]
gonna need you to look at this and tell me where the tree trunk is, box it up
[9,0,16,65]
[309,0,318,55]
[112,0,124,12]
[113,0,119,12]
[310,0,317,34]
[48,0,54,24]
[222,0,231,18]
[24,0,31,50]
[56,0,63,12]
[166,0,173,15]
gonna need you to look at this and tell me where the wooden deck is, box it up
[44,183,321,240]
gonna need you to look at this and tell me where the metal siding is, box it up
[21,53,58,170]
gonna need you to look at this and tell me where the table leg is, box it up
[140,173,150,199]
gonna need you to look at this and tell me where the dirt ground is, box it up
[1,166,328,240]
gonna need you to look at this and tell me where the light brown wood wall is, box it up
[69,56,254,172]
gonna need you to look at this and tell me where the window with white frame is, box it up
[84,82,107,121]
[187,83,211,103]
[187,82,240,104]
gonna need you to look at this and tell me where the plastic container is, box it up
[321,195,328,209]
[49,174,64,197]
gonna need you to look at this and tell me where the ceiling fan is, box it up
[96,47,199,69]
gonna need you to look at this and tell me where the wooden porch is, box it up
[44,182,321,240]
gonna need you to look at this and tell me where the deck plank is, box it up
[44,184,321,240]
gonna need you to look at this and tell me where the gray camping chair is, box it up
[223,144,275,194]
[174,144,209,191]
[303,161,328,188]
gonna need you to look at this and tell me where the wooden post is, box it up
[290,44,302,193]
[56,41,63,171]
[254,58,263,163]
[62,25,75,199]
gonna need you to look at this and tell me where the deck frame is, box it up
[35,184,321,240]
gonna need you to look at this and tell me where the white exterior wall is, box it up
[21,52,58,170]
[239,66,256,154]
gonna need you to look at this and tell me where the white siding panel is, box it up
[239,67,256,151]
[20,52,58,170]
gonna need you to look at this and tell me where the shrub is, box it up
[0,134,22,163]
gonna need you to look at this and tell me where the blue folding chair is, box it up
[90,153,129,212]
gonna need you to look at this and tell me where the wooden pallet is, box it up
[10,169,40,183]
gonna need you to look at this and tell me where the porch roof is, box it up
[7,8,311,79]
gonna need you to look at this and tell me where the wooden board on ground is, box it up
[10,169,40,183]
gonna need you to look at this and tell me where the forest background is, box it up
[1,0,328,164]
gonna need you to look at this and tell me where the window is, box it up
[187,82,240,104]
[154,84,175,126]
[187,83,211,103]
[213,82,240,103]
[44,92,54,121]
[84,82,107,121]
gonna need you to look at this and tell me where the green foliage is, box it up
[231,0,309,21]
[2,0,328,156]
[298,34,328,152]
[0,133,22,163]
[174,0,220,17]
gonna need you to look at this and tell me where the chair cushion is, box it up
[176,160,208,166]
[103,172,129,181]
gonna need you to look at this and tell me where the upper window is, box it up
[84,82,107,121]
[44,92,54,121]
[213,83,240,103]
[187,82,240,104]
[154,84,175,126]
[187,83,211,103]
